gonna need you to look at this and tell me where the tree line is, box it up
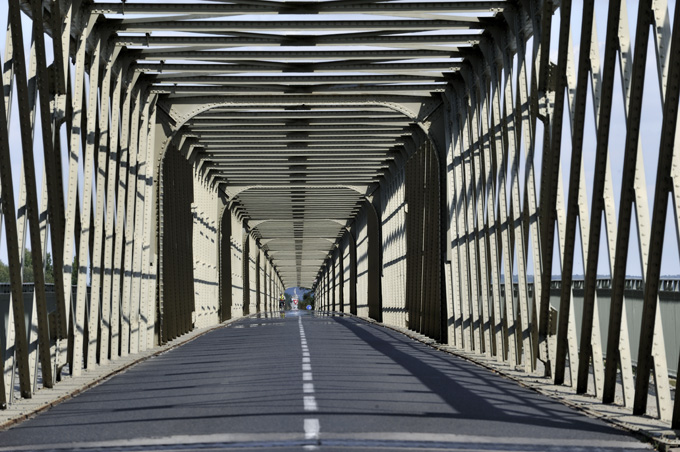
[0,250,55,284]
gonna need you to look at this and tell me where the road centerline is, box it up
[300,315,320,450]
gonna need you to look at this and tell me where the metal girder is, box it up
[9,0,680,432]
[188,125,408,133]
[199,143,394,153]
[203,155,394,161]
[114,33,484,49]
[187,117,412,125]
[135,49,461,61]
[187,132,406,140]
[91,2,507,15]
[159,95,438,125]
[139,61,460,73]
[113,19,484,33]
[148,85,447,96]
[190,109,407,118]
[198,139,403,146]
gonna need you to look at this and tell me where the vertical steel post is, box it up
[554,0,595,386]
[7,0,54,388]
[577,0,622,395]
[603,0,653,405]
[0,54,31,400]
[633,0,680,416]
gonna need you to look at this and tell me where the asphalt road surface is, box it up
[0,311,653,451]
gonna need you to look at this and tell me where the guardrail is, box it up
[494,278,680,377]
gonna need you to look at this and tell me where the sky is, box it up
[0,1,678,282]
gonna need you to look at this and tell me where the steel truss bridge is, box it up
[1,0,680,433]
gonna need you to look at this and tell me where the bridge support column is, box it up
[231,220,246,317]
[380,169,407,329]
[326,266,331,311]
[160,145,195,344]
[355,202,382,321]
[192,178,220,329]
[268,264,274,311]
[331,253,337,311]
[404,141,441,341]
[248,235,258,314]
[347,230,358,315]
[337,246,344,313]
[220,203,233,322]
[323,266,329,310]
[260,253,266,313]
[255,248,261,313]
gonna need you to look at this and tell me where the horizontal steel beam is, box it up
[153,75,445,86]
[92,2,507,15]
[149,84,446,96]
[184,131,407,139]
[137,62,461,74]
[215,173,380,178]
[209,154,394,162]
[200,143,397,151]
[199,160,394,167]
[189,125,407,132]
[194,137,402,144]
[187,117,412,125]
[114,33,484,48]
[204,162,389,169]
[191,109,407,118]
[135,49,461,61]
[114,19,484,33]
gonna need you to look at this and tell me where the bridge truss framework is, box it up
[0,0,679,430]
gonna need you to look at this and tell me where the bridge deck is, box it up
[0,312,651,451]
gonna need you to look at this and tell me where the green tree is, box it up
[302,290,315,309]
[0,251,54,284]
[0,260,9,283]
[23,249,34,283]
[44,252,54,284]
[72,256,78,286]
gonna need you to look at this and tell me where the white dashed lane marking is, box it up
[298,317,317,412]
[304,419,320,440]
[303,396,318,411]
[299,316,320,450]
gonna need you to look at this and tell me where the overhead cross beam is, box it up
[85,0,503,288]
[91,2,507,15]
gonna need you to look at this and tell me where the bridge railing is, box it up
[0,284,88,404]
[494,279,680,378]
